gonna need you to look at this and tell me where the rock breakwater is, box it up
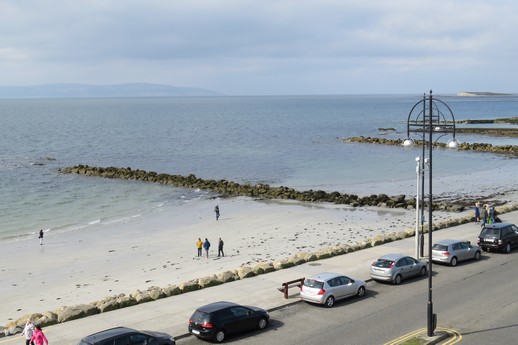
[58,165,466,211]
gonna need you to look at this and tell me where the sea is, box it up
[2,94,518,242]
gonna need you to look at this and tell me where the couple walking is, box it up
[196,237,224,258]
[22,319,48,345]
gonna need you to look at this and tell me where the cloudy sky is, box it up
[1,0,517,95]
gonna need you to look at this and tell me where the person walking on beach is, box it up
[38,229,44,245]
[214,205,220,220]
[29,325,48,345]
[203,238,211,258]
[218,237,224,257]
[474,202,481,224]
[21,319,35,345]
[196,238,203,257]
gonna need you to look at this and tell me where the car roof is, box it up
[482,223,513,229]
[81,327,139,342]
[307,272,342,281]
[434,239,464,245]
[378,253,406,261]
[196,301,241,313]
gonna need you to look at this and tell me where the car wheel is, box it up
[450,257,458,267]
[215,330,225,343]
[419,266,427,276]
[394,274,402,285]
[504,243,511,253]
[258,317,268,330]
[325,296,335,308]
[356,286,366,298]
[474,251,481,260]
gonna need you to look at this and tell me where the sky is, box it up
[1,0,518,96]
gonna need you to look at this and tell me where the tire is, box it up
[504,243,511,253]
[419,266,427,276]
[394,274,402,285]
[214,330,225,343]
[325,296,335,308]
[474,251,481,260]
[450,257,458,267]
[356,286,366,298]
[257,317,268,330]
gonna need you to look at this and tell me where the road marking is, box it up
[384,328,426,345]
[384,327,462,345]
[437,327,462,344]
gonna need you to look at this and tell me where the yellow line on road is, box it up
[385,327,462,345]
[384,328,426,345]
[437,327,462,344]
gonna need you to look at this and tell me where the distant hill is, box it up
[0,83,220,98]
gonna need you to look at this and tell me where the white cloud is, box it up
[0,0,518,94]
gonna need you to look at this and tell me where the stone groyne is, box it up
[58,165,467,212]
[345,136,518,156]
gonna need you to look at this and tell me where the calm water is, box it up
[1,94,518,241]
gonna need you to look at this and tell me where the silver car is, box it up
[300,272,366,308]
[431,239,481,266]
[370,254,427,285]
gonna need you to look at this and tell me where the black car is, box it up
[477,223,518,253]
[77,326,175,345]
[188,301,269,343]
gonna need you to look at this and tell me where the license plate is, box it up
[485,239,495,243]
[192,330,200,335]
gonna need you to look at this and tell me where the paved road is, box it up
[2,211,517,345]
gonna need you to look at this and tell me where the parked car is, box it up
[477,223,518,253]
[77,326,175,345]
[431,239,481,266]
[188,301,269,343]
[370,254,427,285]
[300,272,366,308]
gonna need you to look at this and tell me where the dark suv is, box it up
[477,223,518,253]
[77,326,175,345]
[188,301,269,343]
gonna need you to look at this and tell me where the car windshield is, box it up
[481,229,500,238]
[304,279,324,289]
[432,244,448,251]
[373,259,394,268]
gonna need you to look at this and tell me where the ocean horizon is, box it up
[2,94,518,242]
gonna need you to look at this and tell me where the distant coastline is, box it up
[457,91,516,97]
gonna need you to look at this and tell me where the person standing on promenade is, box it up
[29,325,48,345]
[21,319,35,345]
[480,205,487,227]
[214,205,220,220]
[474,202,481,224]
[218,237,224,257]
[196,238,203,257]
[203,238,211,258]
[38,229,44,245]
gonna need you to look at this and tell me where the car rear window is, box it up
[481,229,500,238]
[191,310,210,323]
[304,278,324,289]
[373,259,394,268]
[432,244,448,251]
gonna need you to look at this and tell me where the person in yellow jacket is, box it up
[196,238,203,257]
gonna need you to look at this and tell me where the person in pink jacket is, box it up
[29,325,48,345]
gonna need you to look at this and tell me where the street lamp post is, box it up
[403,90,460,337]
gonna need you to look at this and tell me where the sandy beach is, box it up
[1,193,489,327]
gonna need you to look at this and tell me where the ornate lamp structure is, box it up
[403,90,460,337]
